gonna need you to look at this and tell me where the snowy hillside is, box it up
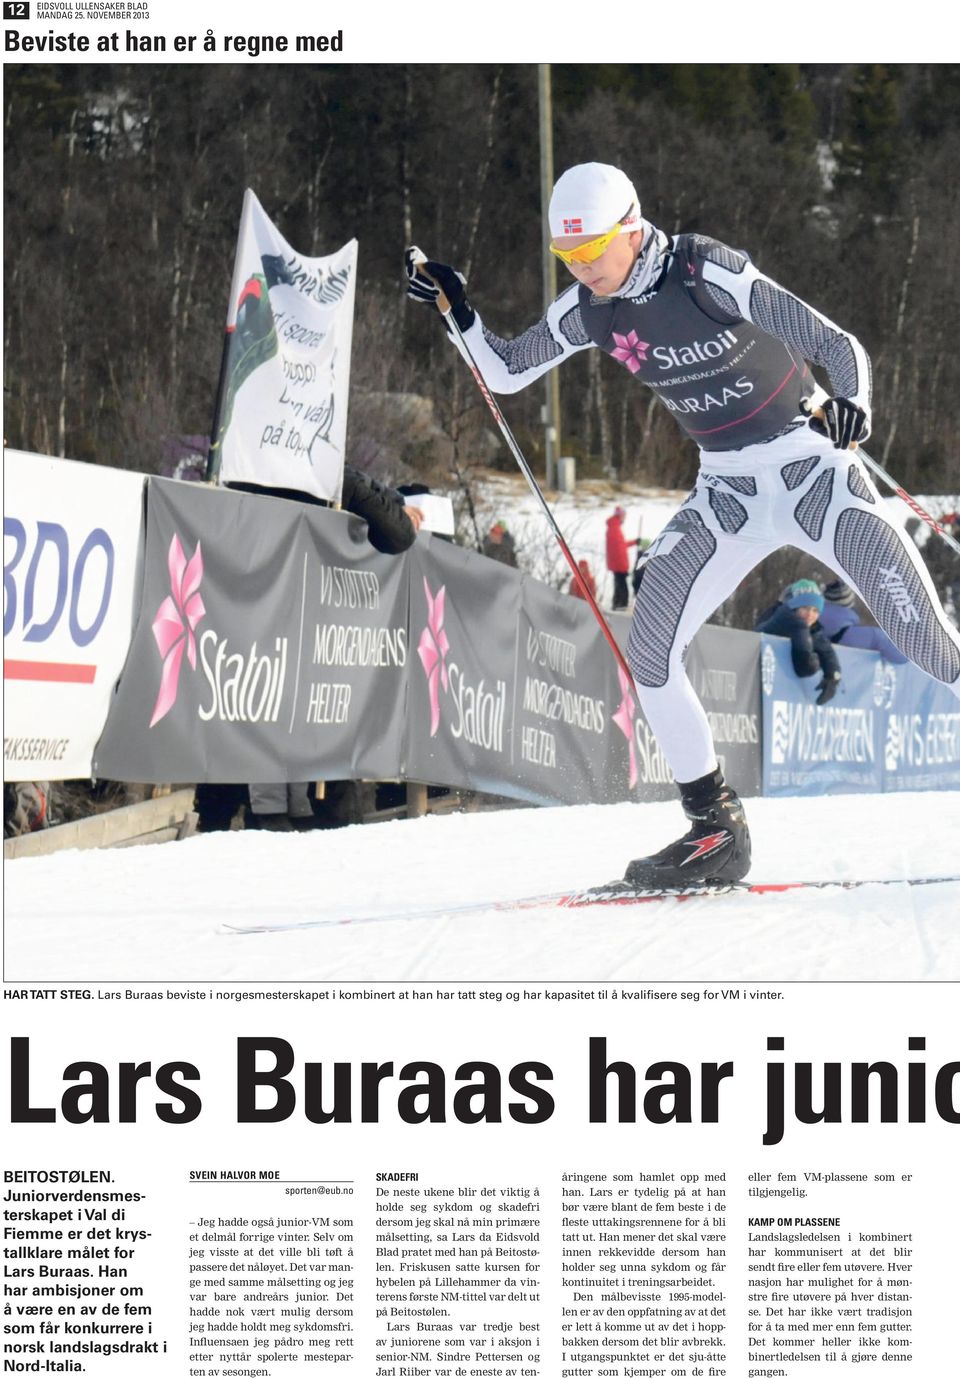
[465,470,682,602]
[5,791,959,984]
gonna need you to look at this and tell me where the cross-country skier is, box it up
[404,162,960,887]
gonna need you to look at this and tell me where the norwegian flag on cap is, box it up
[549,164,641,240]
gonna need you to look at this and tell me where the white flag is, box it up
[212,189,357,501]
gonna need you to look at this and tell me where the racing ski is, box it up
[220,874,958,936]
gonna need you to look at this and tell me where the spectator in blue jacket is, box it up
[818,580,908,664]
[755,578,842,705]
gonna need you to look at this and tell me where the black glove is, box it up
[808,396,870,450]
[404,247,475,331]
[815,670,841,706]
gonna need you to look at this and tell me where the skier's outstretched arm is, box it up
[404,250,593,394]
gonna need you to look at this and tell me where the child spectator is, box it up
[568,558,597,601]
[755,579,842,705]
[482,520,518,567]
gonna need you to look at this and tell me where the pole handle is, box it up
[411,248,451,315]
[810,405,858,450]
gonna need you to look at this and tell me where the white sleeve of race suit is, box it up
[701,254,873,424]
[447,281,593,394]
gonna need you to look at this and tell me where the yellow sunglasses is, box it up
[549,223,623,266]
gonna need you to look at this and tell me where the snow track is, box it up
[4,792,959,983]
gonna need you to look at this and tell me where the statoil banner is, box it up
[403,538,523,797]
[93,477,767,805]
[608,616,763,803]
[93,478,409,785]
[403,546,637,806]
[3,450,145,781]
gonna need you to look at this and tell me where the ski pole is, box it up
[858,451,960,558]
[811,408,960,557]
[411,249,637,687]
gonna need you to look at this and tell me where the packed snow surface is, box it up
[5,790,959,983]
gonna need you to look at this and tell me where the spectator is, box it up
[246,781,317,833]
[755,579,842,705]
[605,505,637,610]
[568,558,597,601]
[482,520,518,567]
[194,782,247,833]
[228,465,422,552]
[819,580,907,664]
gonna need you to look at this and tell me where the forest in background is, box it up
[4,63,960,505]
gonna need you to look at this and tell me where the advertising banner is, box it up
[93,478,409,784]
[211,188,357,501]
[760,634,883,796]
[879,658,960,791]
[403,549,665,807]
[686,623,762,798]
[89,479,773,808]
[3,451,145,781]
[609,617,763,804]
[92,479,956,808]
[608,612,675,804]
[516,577,627,805]
[403,537,524,798]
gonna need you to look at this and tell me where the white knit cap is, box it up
[549,163,641,239]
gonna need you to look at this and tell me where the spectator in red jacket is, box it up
[605,506,637,610]
[568,558,597,601]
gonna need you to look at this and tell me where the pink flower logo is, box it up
[612,665,638,788]
[417,578,450,737]
[149,535,205,728]
[611,330,650,374]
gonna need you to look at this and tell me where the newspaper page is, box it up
[3,8,958,1378]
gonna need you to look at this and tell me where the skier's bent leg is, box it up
[795,456,960,698]
[834,512,960,695]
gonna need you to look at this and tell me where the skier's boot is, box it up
[624,769,751,888]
